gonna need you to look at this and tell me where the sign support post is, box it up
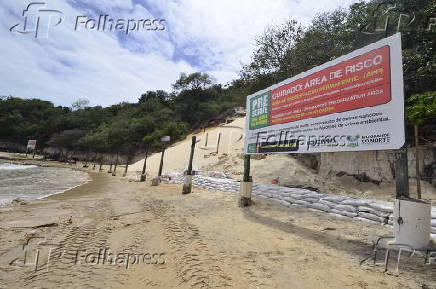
[395,148,410,199]
[239,155,253,207]
[414,125,422,199]
[183,136,197,195]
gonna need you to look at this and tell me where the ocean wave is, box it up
[0,163,38,171]
[0,163,90,207]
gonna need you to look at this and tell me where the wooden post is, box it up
[140,148,149,182]
[216,132,221,154]
[183,136,197,195]
[158,149,165,177]
[414,125,422,199]
[92,153,97,170]
[205,133,209,147]
[395,149,409,199]
[239,154,253,207]
[99,157,103,171]
[123,155,130,177]
[112,154,119,176]
[108,155,114,173]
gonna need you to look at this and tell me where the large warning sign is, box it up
[245,34,405,154]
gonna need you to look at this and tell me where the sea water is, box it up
[0,162,91,206]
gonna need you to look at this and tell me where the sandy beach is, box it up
[0,156,435,288]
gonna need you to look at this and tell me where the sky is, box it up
[1,0,356,106]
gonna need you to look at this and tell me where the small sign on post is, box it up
[26,140,37,158]
[161,136,171,142]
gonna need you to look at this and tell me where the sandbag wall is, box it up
[164,173,436,237]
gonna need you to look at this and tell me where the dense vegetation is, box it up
[0,0,435,158]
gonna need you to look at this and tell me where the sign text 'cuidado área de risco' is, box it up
[245,33,405,154]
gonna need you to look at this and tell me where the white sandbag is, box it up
[319,199,338,208]
[293,200,311,207]
[304,198,320,203]
[291,204,306,208]
[330,209,357,218]
[310,203,331,212]
[432,234,436,239]
[432,219,436,227]
[322,195,348,203]
[368,201,394,213]
[358,206,390,218]
[283,197,297,203]
[353,217,379,225]
[309,208,324,213]
[335,204,358,213]
[329,213,347,219]
[358,212,386,224]
[288,193,306,200]
[303,192,323,198]
[341,198,371,207]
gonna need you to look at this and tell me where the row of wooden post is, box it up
[61,124,424,203]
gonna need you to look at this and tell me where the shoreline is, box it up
[0,153,94,209]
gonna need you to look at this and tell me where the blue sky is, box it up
[1,0,356,106]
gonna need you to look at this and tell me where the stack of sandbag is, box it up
[161,172,436,233]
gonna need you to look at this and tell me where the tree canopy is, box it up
[1,0,435,155]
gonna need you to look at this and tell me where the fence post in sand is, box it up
[239,154,253,207]
[158,148,165,178]
[112,154,119,176]
[140,148,149,182]
[216,132,221,154]
[183,136,197,195]
[108,155,114,173]
[123,155,130,177]
[99,157,103,171]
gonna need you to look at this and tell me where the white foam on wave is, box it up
[0,163,38,171]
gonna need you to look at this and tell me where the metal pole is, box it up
[183,136,197,194]
[414,125,422,199]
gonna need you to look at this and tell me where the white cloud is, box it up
[0,0,356,106]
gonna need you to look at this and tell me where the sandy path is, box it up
[1,172,435,288]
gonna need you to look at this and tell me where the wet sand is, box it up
[0,159,435,288]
